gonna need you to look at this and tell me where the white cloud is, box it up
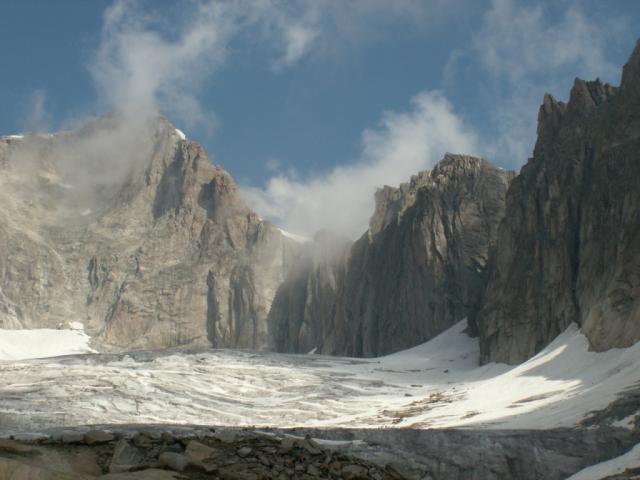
[83,0,468,239]
[449,0,627,167]
[476,0,618,84]
[90,0,238,131]
[88,0,453,129]
[280,23,319,66]
[265,0,459,67]
[242,91,479,239]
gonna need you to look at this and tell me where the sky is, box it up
[0,0,638,238]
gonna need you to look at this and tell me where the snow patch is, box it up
[380,322,640,430]
[612,414,638,429]
[81,208,92,216]
[0,327,95,361]
[278,228,310,243]
[68,321,84,331]
[175,128,186,140]
[6,134,24,140]
[567,443,640,479]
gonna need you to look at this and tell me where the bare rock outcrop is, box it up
[270,154,513,356]
[0,113,299,350]
[472,40,640,364]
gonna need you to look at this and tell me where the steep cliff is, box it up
[0,113,298,350]
[472,40,640,364]
[269,154,514,356]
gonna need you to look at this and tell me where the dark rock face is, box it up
[472,40,640,364]
[0,114,298,350]
[270,154,513,356]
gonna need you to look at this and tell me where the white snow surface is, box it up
[278,228,310,243]
[0,321,639,436]
[567,442,640,479]
[0,327,94,361]
[175,128,186,140]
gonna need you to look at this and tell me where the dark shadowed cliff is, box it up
[269,154,514,356]
[471,40,640,364]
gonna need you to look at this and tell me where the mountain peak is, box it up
[621,38,640,90]
[536,93,567,139]
[369,154,511,236]
[566,78,616,114]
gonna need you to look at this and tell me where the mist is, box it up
[242,91,479,239]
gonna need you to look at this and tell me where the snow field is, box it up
[0,321,638,438]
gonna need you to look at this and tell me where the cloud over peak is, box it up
[242,91,479,239]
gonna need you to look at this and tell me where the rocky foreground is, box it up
[0,429,404,480]
[1,419,638,480]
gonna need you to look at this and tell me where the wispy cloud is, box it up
[242,91,478,238]
[89,0,238,131]
[448,0,627,167]
[83,0,465,238]
[475,0,619,83]
[21,89,50,133]
[268,0,459,64]
[88,0,449,129]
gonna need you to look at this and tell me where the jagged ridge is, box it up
[269,154,514,356]
[472,40,640,364]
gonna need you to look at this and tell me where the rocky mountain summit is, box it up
[471,40,640,364]
[269,154,514,356]
[0,113,299,351]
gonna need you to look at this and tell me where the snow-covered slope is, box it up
[0,321,638,436]
[567,443,640,479]
[0,326,95,361]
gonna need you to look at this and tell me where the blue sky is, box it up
[1,0,638,237]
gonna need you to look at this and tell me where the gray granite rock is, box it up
[471,39,640,364]
[270,154,513,356]
[110,439,146,473]
[0,113,300,351]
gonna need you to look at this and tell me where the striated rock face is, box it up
[270,154,514,356]
[0,113,298,350]
[472,40,640,364]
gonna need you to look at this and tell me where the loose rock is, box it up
[159,452,190,472]
[84,430,115,445]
